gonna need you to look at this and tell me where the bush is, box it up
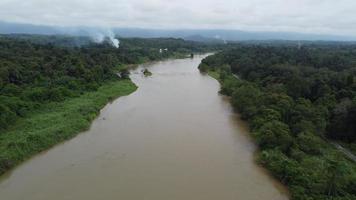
[296,132,325,155]
[254,120,293,153]
[0,104,16,130]
[231,84,261,119]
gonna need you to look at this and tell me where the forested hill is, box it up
[0,35,212,131]
[199,44,356,200]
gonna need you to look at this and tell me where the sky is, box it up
[0,0,356,36]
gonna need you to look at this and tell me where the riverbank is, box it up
[0,54,289,200]
[0,50,199,176]
[204,68,356,200]
[0,51,200,176]
[0,79,137,175]
[205,70,291,181]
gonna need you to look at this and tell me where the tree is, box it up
[324,158,350,197]
[119,68,130,79]
[254,120,293,153]
[231,84,261,119]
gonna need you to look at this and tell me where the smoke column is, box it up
[108,30,120,48]
[90,28,120,48]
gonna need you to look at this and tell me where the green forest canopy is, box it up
[0,35,213,130]
[199,44,356,200]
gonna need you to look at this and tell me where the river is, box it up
[0,54,288,200]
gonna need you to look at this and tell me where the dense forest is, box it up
[0,35,211,130]
[199,44,356,200]
[2,34,356,199]
[0,34,214,174]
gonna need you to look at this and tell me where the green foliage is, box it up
[198,63,209,72]
[143,69,152,76]
[231,84,261,119]
[296,131,324,155]
[254,120,293,153]
[324,158,352,197]
[201,45,356,200]
[0,35,209,129]
[0,35,212,175]
[0,103,16,130]
[0,80,137,175]
[119,68,130,79]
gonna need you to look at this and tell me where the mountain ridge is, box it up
[1,21,356,41]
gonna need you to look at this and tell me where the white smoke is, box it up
[107,30,120,48]
[90,28,120,48]
[92,32,105,43]
[214,34,227,44]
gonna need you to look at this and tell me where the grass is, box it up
[0,79,137,175]
[207,70,220,80]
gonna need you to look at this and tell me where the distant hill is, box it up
[183,35,225,44]
[111,28,356,41]
[0,21,59,35]
[1,21,356,42]
[0,33,94,47]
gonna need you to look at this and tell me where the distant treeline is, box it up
[0,35,214,130]
[199,45,356,200]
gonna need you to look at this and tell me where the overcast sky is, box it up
[0,0,355,36]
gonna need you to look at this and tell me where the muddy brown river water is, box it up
[0,54,289,200]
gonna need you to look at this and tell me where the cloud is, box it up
[0,0,356,35]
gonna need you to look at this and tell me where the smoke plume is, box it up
[90,28,120,48]
[107,30,120,48]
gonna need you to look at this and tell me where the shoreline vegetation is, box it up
[0,52,189,175]
[199,47,356,200]
[205,69,356,200]
[0,79,137,175]
[0,55,186,175]
[0,35,215,175]
[143,69,152,76]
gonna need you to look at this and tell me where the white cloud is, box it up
[0,0,356,35]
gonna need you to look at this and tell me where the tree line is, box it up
[199,44,356,200]
[0,35,213,131]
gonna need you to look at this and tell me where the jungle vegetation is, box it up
[199,44,356,200]
[0,34,212,174]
